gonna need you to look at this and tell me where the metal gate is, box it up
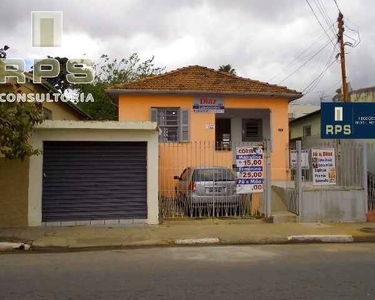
[158,141,270,219]
[42,141,147,222]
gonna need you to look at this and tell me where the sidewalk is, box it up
[1,219,375,251]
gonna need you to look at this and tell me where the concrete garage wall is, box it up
[0,157,29,227]
[300,188,367,223]
[28,120,159,227]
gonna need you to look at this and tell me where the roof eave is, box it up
[106,89,303,102]
[39,81,93,120]
[289,109,321,124]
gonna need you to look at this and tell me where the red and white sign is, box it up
[193,97,224,113]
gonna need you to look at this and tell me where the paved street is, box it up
[1,244,375,299]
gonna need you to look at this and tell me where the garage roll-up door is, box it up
[42,141,147,222]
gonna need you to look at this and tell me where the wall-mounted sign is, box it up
[235,146,264,194]
[311,148,336,185]
[321,102,375,139]
[193,97,224,113]
[205,123,215,130]
[290,150,310,169]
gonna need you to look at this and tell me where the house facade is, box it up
[334,85,375,103]
[289,109,321,144]
[108,66,302,190]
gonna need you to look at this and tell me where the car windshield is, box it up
[192,168,235,181]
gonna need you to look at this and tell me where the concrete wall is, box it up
[27,121,159,226]
[0,158,29,227]
[350,87,375,103]
[299,187,367,223]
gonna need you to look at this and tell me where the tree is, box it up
[15,52,165,121]
[0,88,44,160]
[218,64,237,75]
[0,47,44,160]
[75,53,165,120]
[45,56,72,92]
[77,82,117,120]
[95,53,165,86]
[30,56,73,92]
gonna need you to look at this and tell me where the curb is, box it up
[0,242,31,252]
[287,235,354,243]
[3,234,375,252]
[174,238,220,245]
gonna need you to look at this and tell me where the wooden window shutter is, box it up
[180,109,190,142]
[150,108,158,122]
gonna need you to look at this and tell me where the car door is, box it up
[176,168,189,195]
[180,168,192,198]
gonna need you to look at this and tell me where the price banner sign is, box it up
[236,146,264,194]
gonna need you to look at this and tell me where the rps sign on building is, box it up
[321,103,375,139]
[235,146,264,194]
[193,97,224,113]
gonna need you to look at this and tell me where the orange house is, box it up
[107,66,302,195]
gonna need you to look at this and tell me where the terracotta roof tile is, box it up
[110,65,302,98]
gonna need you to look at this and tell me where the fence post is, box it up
[363,143,368,214]
[265,139,272,218]
[296,140,302,216]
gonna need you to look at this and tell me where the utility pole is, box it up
[337,12,348,102]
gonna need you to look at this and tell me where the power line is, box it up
[299,42,331,89]
[344,33,358,44]
[305,0,338,49]
[268,31,327,82]
[310,80,341,94]
[333,0,341,12]
[302,44,336,92]
[303,47,336,93]
[314,0,337,37]
[345,18,361,48]
[303,58,338,94]
[277,40,331,85]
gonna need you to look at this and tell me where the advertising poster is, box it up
[311,148,336,185]
[290,150,310,169]
[235,146,264,194]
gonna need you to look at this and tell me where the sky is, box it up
[0,0,372,103]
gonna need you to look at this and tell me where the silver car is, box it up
[174,167,240,215]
